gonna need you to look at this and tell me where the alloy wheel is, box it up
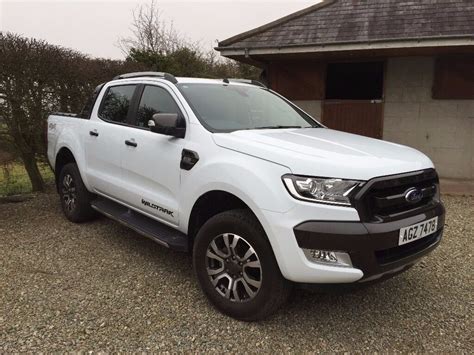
[206,233,262,302]
[61,174,77,213]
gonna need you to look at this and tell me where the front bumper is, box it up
[293,202,445,282]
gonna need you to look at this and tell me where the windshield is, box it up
[177,83,321,132]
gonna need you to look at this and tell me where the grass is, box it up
[0,123,54,196]
[0,162,54,197]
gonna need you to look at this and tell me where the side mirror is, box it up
[148,113,185,138]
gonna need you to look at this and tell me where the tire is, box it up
[193,209,292,321]
[58,163,96,223]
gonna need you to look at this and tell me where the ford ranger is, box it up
[47,72,445,321]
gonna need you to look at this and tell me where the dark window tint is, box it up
[325,62,384,100]
[99,85,136,123]
[136,86,181,127]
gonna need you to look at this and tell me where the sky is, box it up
[0,0,316,59]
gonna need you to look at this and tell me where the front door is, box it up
[322,61,384,139]
[121,84,185,226]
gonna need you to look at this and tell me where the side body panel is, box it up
[47,114,92,189]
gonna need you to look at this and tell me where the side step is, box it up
[91,197,189,252]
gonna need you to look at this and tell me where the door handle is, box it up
[125,139,137,147]
[89,130,99,137]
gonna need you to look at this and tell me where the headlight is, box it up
[282,174,363,206]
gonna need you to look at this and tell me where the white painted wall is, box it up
[384,57,474,179]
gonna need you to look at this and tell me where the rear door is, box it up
[85,84,138,201]
[120,83,186,226]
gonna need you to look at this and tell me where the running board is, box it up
[91,197,188,252]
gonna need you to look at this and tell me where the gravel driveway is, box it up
[1,190,472,352]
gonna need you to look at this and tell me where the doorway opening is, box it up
[322,61,385,138]
[325,61,384,100]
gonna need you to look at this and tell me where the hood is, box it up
[212,128,434,181]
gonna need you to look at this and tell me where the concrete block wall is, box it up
[293,100,322,119]
[384,57,474,179]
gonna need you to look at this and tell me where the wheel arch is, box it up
[54,147,77,191]
[187,190,264,249]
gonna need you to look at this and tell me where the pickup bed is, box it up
[47,71,445,321]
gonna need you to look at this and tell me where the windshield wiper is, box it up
[253,125,303,130]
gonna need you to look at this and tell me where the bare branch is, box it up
[118,0,197,57]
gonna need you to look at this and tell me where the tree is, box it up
[120,0,261,80]
[0,33,68,191]
[0,32,145,192]
[127,47,207,77]
[118,0,192,56]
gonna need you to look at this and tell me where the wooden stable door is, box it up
[322,100,383,139]
[322,61,385,139]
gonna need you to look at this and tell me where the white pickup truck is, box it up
[47,72,445,321]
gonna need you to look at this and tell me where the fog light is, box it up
[303,249,352,267]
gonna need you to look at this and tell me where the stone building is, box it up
[216,0,474,182]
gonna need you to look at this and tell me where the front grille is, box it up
[375,230,442,265]
[354,169,439,222]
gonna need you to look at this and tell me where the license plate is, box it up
[399,217,438,246]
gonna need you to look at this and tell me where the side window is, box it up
[98,85,136,123]
[136,86,181,128]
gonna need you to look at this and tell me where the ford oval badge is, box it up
[405,188,423,203]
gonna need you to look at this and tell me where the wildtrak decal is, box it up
[141,198,174,217]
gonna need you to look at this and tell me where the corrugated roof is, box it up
[217,0,474,50]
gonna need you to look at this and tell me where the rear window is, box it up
[98,85,136,123]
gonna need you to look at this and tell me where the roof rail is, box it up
[113,71,178,84]
[224,78,267,88]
